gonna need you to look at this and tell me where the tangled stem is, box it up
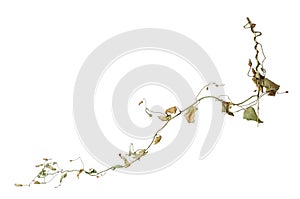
[15,17,286,188]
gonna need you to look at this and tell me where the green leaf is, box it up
[243,107,263,123]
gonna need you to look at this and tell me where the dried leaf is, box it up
[222,101,234,116]
[59,173,67,183]
[45,163,56,171]
[132,149,147,159]
[165,106,177,114]
[184,106,198,123]
[158,115,171,121]
[112,164,124,170]
[248,59,252,67]
[77,169,84,179]
[34,181,40,184]
[119,154,131,168]
[252,74,280,96]
[15,184,23,187]
[262,78,280,96]
[252,68,256,76]
[252,77,263,92]
[243,107,263,123]
[154,135,162,145]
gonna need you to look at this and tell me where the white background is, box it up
[0,0,299,198]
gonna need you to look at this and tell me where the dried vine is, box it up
[15,17,287,188]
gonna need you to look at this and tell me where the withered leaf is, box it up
[243,107,263,123]
[77,169,84,179]
[131,149,147,159]
[59,173,67,183]
[154,135,162,145]
[222,101,234,116]
[158,115,171,121]
[119,154,131,168]
[252,68,256,76]
[252,75,280,96]
[45,164,56,171]
[34,181,40,184]
[165,106,177,114]
[112,164,123,170]
[262,78,280,96]
[184,106,198,123]
[14,184,23,187]
[248,59,252,67]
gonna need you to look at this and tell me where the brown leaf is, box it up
[165,106,177,114]
[15,184,23,187]
[77,169,84,179]
[184,106,198,123]
[253,76,280,96]
[262,78,280,96]
[248,59,252,67]
[222,101,234,116]
[34,181,40,184]
[252,77,263,92]
[252,68,256,76]
[154,135,162,145]
[158,115,171,121]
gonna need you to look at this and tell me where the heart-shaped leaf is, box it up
[243,107,263,123]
